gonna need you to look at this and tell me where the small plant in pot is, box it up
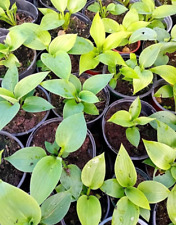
[39,0,90,38]
[0,68,54,135]
[100,144,170,225]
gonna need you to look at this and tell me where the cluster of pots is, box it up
[0,0,176,224]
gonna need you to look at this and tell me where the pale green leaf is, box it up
[40,12,64,30]
[108,111,134,127]
[79,90,99,103]
[126,127,140,148]
[152,5,176,18]
[123,8,139,29]
[1,65,18,92]
[129,97,141,120]
[67,0,87,13]
[83,102,99,115]
[50,0,67,12]
[102,18,120,33]
[100,179,124,198]
[63,100,84,119]
[167,184,176,224]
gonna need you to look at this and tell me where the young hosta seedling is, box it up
[100,144,170,225]
[0,0,17,26]
[131,0,176,30]
[5,112,87,206]
[87,0,128,18]
[77,153,106,225]
[108,97,155,147]
[41,73,113,118]
[79,12,130,74]
[0,67,54,130]
[39,0,87,31]
[0,180,72,225]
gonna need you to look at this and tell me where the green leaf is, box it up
[49,34,77,55]
[22,96,54,113]
[143,140,176,171]
[40,12,64,30]
[81,153,105,190]
[127,21,150,32]
[115,144,137,187]
[1,65,18,92]
[5,147,46,173]
[0,88,17,104]
[0,101,20,130]
[125,186,150,209]
[63,99,84,119]
[77,195,101,225]
[41,79,76,99]
[138,181,170,204]
[120,67,139,79]
[79,90,99,103]
[69,74,81,92]
[55,112,87,154]
[102,18,120,33]
[154,85,173,98]
[126,127,140,148]
[68,36,94,55]
[123,8,139,29]
[41,52,71,79]
[60,164,82,200]
[41,192,72,224]
[167,184,176,224]
[50,0,67,12]
[171,167,176,180]
[83,102,99,115]
[0,180,41,225]
[83,74,113,95]
[100,179,124,198]
[14,72,49,100]
[67,0,87,13]
[154,170,176,188]
[140,208,150,222]
[152,5,176,18]
[30,156,62,205]
[139,43,162,68]
[134,117,155,126]
[90,13,105,49]
[129,97,141,120]
[107,3,128,15]
[112,196,139,225]
[87,2,100,13]
[129,28,157,44]
[150,65,176,85]
[108,110,134,127]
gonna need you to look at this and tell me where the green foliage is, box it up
[108,97,155,147]
[0,0,17,26]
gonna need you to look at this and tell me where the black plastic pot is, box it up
[0,130,26,188]
[2,86,50,137]
[151,79,175,114]
[99,216,149,225]
[103,55,156,100]
[102,98,156,160]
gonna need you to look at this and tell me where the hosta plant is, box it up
[0,68,53,130]
[108,97,155,148]
[100,144,170,225]
[87,0,128,18]
[39,0,87,31]
[0,0,17,26]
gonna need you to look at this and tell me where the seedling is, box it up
[0,0,17,26]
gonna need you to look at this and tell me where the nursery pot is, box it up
[102,55,156,100]
[151,79,175,113]
[0,131,26,188]
[2,86,50,137]
[99,217,148,225]
[102,98,156,160]
[50,73,110,128]
[26,117,96,169]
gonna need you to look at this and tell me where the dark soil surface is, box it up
[29,120,93,169]
[114,42,139,53]
[104,102,157,158]
[3,88,48,134]
[0,134,23,186]
[0,11,33,29]
[49,15,90,39]
[159,0,172,4]
[0,46,35,78]
[155,200,171,225]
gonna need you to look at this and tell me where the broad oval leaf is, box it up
[14,72,49,99]
[67,0,87,13]
[167,184,176,224]
[112,196,139,225]
[125,186,150,210]
[126,127,140,148]
[30,156,62,205]
[5,147,46,173]
[100,179,124,198]
[129,97,141,120]
[79,90,99,103]
[40,12,64,30]
[50,0,67,12]
[0,180,41,225]
[81,153,105,190]
[115,144,137,187]
[63,99,84,119]
[41,192,72,224]
[138,181,170,204]
[143,139,176,170]
[77,195,101,225]
[152,5,176,18]
[55,112,87,154]
[108,110,134,127]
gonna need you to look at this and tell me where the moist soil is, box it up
[159,0,172,4]
[49,15,90,39]
[29,120,93,169]
[0,11,33,29]
[63,191,109,225]
[3,88,47,134]
[155,200,171,225]
[0,134,23,186]
[104,102,157,158]
[0,46,35,78]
